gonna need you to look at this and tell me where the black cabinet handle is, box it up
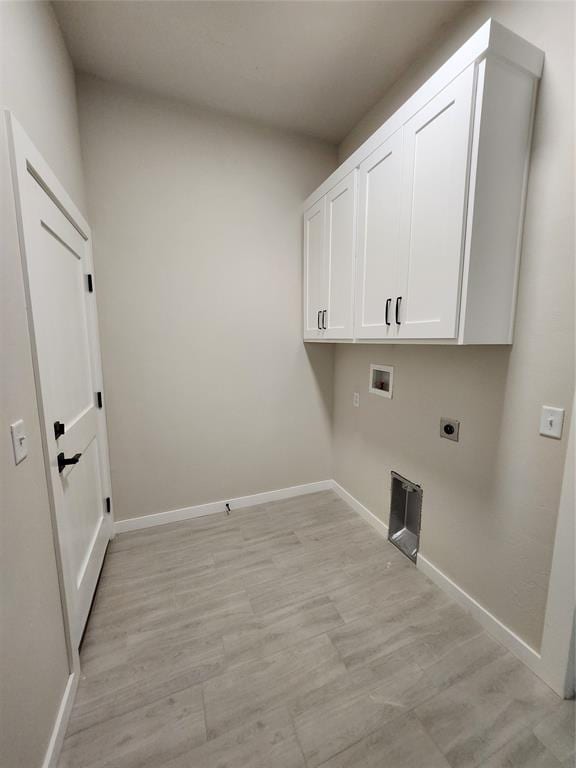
[395,296,402,325]
[54,421,65,440]
[385,298,391,326]
[317,310,321,330]
[322,309,327,330]
[58,452,82,474]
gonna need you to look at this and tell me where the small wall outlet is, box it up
[540,406,564,439]
[440,417,460,442]
[353,392,360,408]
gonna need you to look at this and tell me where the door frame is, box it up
[6,111,114,666]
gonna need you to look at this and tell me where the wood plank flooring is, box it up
[58,491,575,768]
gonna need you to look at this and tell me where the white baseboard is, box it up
[331,481,389,538]
[416,553,542,673]
[331,480,554,691]
[42,671,78,768]
[114,480,333,534]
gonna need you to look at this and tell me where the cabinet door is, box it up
[354,130,403,339]
[303,198,326,339]
[396,66,475,339]
[324,171,356,339]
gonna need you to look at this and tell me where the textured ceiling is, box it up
[53,1,470,142]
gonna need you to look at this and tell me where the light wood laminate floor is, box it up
[59,491,575,768]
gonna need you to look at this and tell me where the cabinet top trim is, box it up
[303,18,544,211]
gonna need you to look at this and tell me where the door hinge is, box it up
[105,497,111,514]
[54,420,65,440]
[87,274,94,292]
[96,391,103,408]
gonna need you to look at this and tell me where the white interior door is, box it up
[303,197,326,339]
[8,115,113,647]
[396,65,475,339]
[324,171,356,339]
[354,130,403,339]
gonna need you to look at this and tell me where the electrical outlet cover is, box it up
[539,406,564,439]
[10,419,28,464]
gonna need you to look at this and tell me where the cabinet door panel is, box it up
[354,130,403,339]
[325,171,356,339]
[397,65,475,339]
[303,198,325,339]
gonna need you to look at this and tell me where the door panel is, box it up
[354,130,403,339]
[10,116,113,648]
[63,435,104,585]
[397,66,475,339]
[59,405,107,632]
[303,198,326,339]
[31,215,94,426]
[26,179,111,644]
[325,171,356,339]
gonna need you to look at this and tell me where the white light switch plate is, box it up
[10,419,28,464]
[353,392,360,408]
[539,406,564,439]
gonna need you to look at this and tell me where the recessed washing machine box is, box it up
[369,364,394,398]
[388,472,422,563]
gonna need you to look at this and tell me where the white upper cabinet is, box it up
[302,19,544,345]
[324,171,356,339]
[303,171,356,340]
[396,66,475,340]
[303,198,325,339]
[355,130,403,339]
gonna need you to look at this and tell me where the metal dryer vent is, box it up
[388,472,422,563]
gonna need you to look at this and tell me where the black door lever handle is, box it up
[58,452,82,473]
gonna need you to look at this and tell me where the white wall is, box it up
[333,0,574,651]
[0,3,87,767]
[77,75,337,522]
[0,1,86,208]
